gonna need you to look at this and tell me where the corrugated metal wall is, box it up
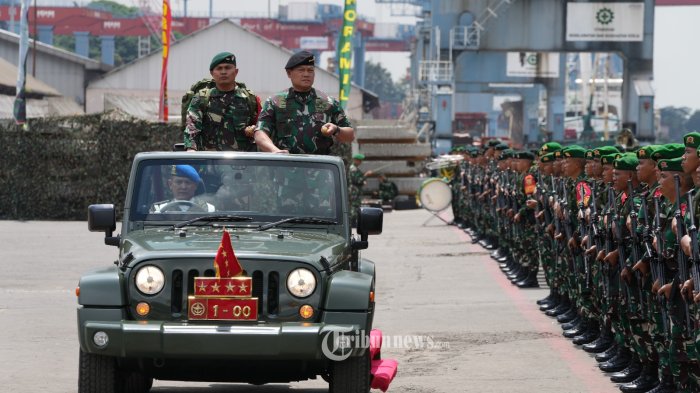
[87,19,363,119]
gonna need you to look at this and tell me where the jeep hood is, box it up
[120,229,348,267]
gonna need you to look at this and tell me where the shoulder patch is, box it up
[523,174,536,195]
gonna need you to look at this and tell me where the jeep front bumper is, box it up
[78,308,370,360]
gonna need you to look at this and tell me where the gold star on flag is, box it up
[211,282,221,293]
[239,282,248,293]
[225,282,235,293]
[197,282,207,292]
[222,251,227,257]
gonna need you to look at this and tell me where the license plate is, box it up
[187,297,258,321]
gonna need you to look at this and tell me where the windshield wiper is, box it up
[256,216,338,231]
[173,214,254,229]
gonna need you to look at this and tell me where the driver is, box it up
[151,165,216,213]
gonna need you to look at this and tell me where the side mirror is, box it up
[88,204,119,246]
[353,207,383,250]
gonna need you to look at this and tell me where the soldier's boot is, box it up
[641,372,674,393]
[510,267,529,284]
[620,363,659,393]
[610,354,642,383]
[561,314,582,330]
[563,317,588,338]
[537,289,556,305]
[516,269,539,288]
[478,238,491,248]
[556,307,578,323]
[595,343,619,362]
[485,236,498,250]
[491,247,506,260]
[582,325,614,353]
[470,232,483,244]
[572,320,599,345]
[599,346,632,373]
[545,296,572,317]
[539,292,561,311]
[506,264,523,279]
[499,255,515,270]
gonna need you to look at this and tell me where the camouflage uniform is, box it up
[349,163,365,224]
[257,88,351,155]
[377,179,398,205]
[184,87,259,151]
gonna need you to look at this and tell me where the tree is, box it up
[686,110,700,132]
[660,106,691,141]
[88,0,140,18]
[364,61,406,103]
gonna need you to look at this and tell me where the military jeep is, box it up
[78,152,382,393]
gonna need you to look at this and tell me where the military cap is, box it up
[485,139,502,148]
[494,143,509,151]
[562,145,587,158]
[636,145,657,160]
[285,50,315,69]
[514,151,536,160]
[171,165,202,183]
[651,143,685,161]
[499,149,514,160]
[684,132,700,149]
[540,153,555,163]
[539,142,562,156]
[209,52,236,70]
[613,153,639,171]
[469,149,481,158]
[658,157,684,172]
[352,153,365,160]
[554,150,563,160]
[585,149,595,160]
[601,153,622,166]
[593,146,620,157]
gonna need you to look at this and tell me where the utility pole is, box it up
[32,0,36,77]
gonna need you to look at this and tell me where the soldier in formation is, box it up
[451,132,700,392]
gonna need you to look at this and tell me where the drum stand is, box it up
[421,206,451,226]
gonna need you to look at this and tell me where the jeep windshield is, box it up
[129,157,343,228]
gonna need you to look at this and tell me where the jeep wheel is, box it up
[329,351,370,393]
[79,350,123,393]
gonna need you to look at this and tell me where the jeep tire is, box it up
[79,350,123,393]
[329,351,371,393]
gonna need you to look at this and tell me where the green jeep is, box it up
[78,152,383,393]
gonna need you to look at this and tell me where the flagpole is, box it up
[13,0,31,126]
[32,0,36,77]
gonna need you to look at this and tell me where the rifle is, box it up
[627,179,645,316]
[688,191,700,304]
[672,175,693,334]
[578,182,591,288]
[653,195,670,337]
[612,185,629,303]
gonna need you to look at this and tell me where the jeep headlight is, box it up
[287,268,316,298]
[135,265,165,295]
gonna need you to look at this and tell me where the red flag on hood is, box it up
[214,230,242,277]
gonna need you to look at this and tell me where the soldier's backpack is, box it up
[180,78,259,129]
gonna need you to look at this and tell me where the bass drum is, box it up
[417,178,452,212]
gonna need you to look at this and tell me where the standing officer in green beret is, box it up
[255,50,355,154]
[184,52,261,152]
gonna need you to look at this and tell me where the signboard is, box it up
[299,36,328,50]
[566,2,644,42]
[506,52,560,78]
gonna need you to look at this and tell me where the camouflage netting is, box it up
[0,111,352,221]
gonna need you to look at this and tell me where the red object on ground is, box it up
[370,359,398,392]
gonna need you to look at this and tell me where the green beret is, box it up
[499,149,514,160]
[636,145,657,160]
[601,153,622,166]
[540,153,555,163]
[285,50,315,69]
[469,149,481,158]
[539,142,562,156]
[613,153,639,171]
[652,144,685,161]
[585,150,595,160]
[494,143,509,151]
[658,157,684,172]
[514,151,535,160]
[554,150,563,160]
[593,146,620,158]
[487,139,502,148]
[209,52,236,70]
[562,145,587,158]
[352,153,365,160]
[171,165,202,183]
[684,132,700,149]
